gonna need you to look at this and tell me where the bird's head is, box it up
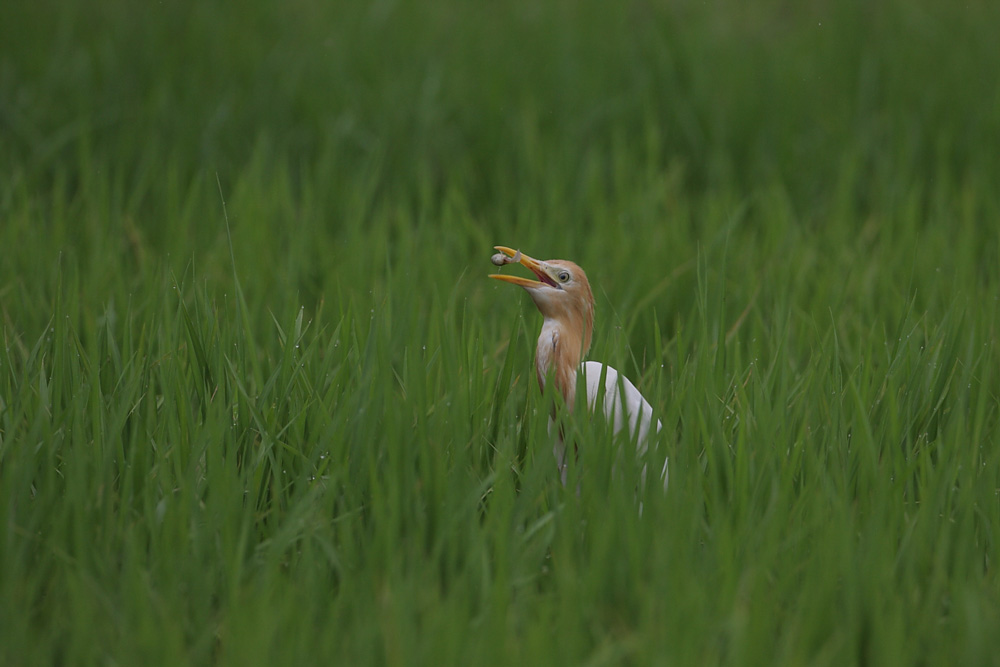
[489,246,595,357]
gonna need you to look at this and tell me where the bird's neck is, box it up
[535,317,590,408]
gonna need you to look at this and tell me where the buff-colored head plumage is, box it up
[489,247,595,404]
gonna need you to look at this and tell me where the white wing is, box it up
[580,361,660,447]
[580,360,668,491]
[549,361,668,490]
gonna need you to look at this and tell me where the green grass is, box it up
[2,0,1000,664]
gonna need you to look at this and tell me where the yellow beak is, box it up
[489,246,558,289]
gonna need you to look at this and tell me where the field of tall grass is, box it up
[2,0,999,664]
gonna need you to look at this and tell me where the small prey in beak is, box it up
[491,248,522,266]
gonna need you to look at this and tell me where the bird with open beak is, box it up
[490,246,667,489]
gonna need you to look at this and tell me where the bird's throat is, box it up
[535,318,585,409]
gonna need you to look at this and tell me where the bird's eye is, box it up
[558,271,571,283]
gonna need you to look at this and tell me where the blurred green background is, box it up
[3,0,998,337]
[2,0,999,664]
[3,1,997,312]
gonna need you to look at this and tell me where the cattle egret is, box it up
[489,246,668,490]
